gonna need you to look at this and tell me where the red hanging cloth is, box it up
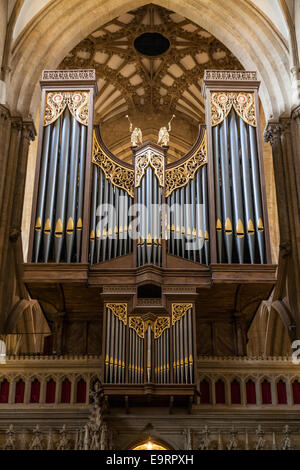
[76,379,86,403]
[200,380,210,404]
[277,380,287,404]
[215,379,225,404]
[46,379,56,403]
[61,379,71,403]
[292,381,300,404]
[30,379,40,403]
[0,379,9,403]
[15,379,25,403]
[246,380,256,404]
[261,380,272,404]
[231,380,241,404]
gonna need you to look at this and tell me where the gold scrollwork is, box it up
[153,316,170,339]
[210,91,257,127]
[135,150,164,188]
[129,315,171,339]
[171,303,193,325]
[93,132,134,198]
[106,303,127,325]
[129,316,145,338]
[43,91,90,126]
[165,133,207,198]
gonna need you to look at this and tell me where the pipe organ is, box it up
[104,303,195,385]
[29,70,270,267]
[25,69,275,406]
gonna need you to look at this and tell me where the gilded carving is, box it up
[129,316,145,339]
[129,315,171,339]
[135,150,164,188]
[153,317,170,339]
[106,303,127,326]
[210,92,257,127]
[171,303,193,325]
[43,91,90,126]
[93,132,134,198]
[165,132,207,197]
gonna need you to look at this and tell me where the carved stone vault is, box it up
[59,4,241,161]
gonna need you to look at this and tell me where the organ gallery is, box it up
[0,1,299,451]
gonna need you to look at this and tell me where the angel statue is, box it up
[125,115,142,147]
[157,114,175,147]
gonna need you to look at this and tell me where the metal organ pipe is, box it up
[54,109,71,262]
[212,125,223,262]
[229,109,245,263]
[239,117,256,263]
[202,165,209,265]
[89,166,97,264]
[34,124,51,262]
[249,125,265,263]
[219,118,233,263]
[66,116,80,262]
[76,125,87,262]
[43,117,61,262]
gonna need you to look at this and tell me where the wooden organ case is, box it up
[24,69,276,411]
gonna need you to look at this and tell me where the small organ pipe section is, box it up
[104,303,194,385]
[89,166,133,264]
[104,304,127,384]
[137,165,162,267]
[33,108,87,262]
[172,304,194,384]
[167,165,209,265]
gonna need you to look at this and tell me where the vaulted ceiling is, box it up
[60,4,242,125]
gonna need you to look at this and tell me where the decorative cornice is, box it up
[40,69,98,95]
[41,69,96,81]
[204,70,257,81]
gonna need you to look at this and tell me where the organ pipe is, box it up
[229,109,245,263]
[219,117,233,263]
[34,124,51,262]
[43,117,60,262]
[249,125,265,263]
[239,117,255,263]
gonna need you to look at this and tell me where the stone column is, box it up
[0,108,35,332]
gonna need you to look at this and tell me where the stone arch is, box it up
[6,0,292,121]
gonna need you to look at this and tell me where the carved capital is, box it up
[22,119,36,141]
[280,117,292,135]
[291,104,300,123]
[0,104,10,121]
[264,122,282,145]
